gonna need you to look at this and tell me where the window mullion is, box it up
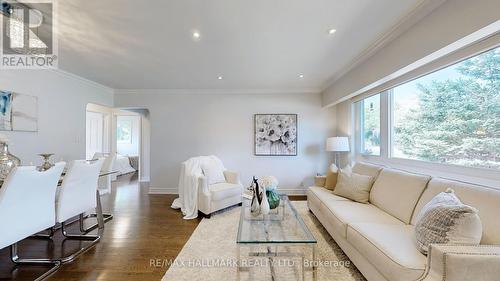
[379,91,389,159]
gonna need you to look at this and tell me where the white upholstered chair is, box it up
[197,160,243,218]
[97,153,116,195]
[55,159,104,263]
[0,162,65,280]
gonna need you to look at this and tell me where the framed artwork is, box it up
[0,90,38,132]
[254,114,297,156]
[117,119,133,144]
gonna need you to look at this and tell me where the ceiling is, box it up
[54,0,426,91]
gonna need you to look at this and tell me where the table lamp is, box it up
[326,137,350,167]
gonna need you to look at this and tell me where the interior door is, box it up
[86,111,104,159]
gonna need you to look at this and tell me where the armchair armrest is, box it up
[314,176,326,187]
[198,175,210,197]
[423,244,500,281]
[223,170,241,185]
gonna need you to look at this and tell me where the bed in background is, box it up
[93,153,138,179]
[114,154,137,176]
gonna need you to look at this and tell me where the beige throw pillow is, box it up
[414,188,482,254]
[333,167,374,203]
[324,164,339,190]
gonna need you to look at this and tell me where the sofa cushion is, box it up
[324,165,339,190]
[333,168,374,203]
[307,186,349,203]
[347,223,426,281]
[370,168,431,224]
[352,162,383,179]
[412,178,500,245]
[320,199,404,238]
[209,183,242,201]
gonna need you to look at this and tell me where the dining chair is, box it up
[0,162,66,281]
[55,159,104,263]
[98,153,116,195]
[84,153,116,229]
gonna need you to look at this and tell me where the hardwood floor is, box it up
[0,174,307,281]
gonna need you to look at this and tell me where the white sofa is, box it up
[307,162,500,281]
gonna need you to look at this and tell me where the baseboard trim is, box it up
[147,187,307,195]
[148,187,178,194]
[139,177,150,183]
[277,188,307,195]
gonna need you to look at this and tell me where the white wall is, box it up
[114,92,336,194]
[322,0,500,106]
[0,70,114,165]
[116,114,140,156]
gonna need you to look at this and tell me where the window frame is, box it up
[353,44,500,188]
[358,93,382,157]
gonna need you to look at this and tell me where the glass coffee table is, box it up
[237,194,317,280]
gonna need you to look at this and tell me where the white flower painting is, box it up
[255,114,297,156]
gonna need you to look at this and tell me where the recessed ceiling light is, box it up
[192,31,201,40]
[328,28,337,35]
[217,76,223,80]
[299,74,304,79]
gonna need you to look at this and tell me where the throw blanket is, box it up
[171,156,224,220]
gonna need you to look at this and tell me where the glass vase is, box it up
[0,142,21,181]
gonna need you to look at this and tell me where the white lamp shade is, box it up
[326,137,350,152]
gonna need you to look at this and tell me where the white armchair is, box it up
[198,170,244,218]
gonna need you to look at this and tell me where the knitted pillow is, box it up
[414,188,482,254]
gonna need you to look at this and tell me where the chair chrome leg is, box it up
[78,191,113,233]
[58,221,101,264]
[30,227,55,239]
[10,243,61,281]
[79,214,112,233]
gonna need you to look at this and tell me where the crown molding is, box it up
[114,88,322,95]
[320,0,447,92]
[49,69,114,94]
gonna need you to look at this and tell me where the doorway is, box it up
[86,103,112,160]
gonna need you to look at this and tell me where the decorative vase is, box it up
[250,177,261,216]
[266,188,281,209]
[38,153,54,171]
[0,141,21,181]
[260,188,270,215]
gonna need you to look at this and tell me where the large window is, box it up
[360,94,381,156]
[357,46,499,170]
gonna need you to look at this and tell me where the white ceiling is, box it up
[56,0,425,91]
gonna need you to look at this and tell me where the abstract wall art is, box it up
[0,90,38,132]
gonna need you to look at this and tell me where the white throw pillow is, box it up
[333,166,374,203]
[201,159,226,185]
[414,188,482,254]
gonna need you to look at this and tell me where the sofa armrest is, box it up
[314,176,326,187]
[224,170,241,185]
[422,244,500,281]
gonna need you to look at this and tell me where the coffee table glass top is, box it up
[237,194,316,244]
